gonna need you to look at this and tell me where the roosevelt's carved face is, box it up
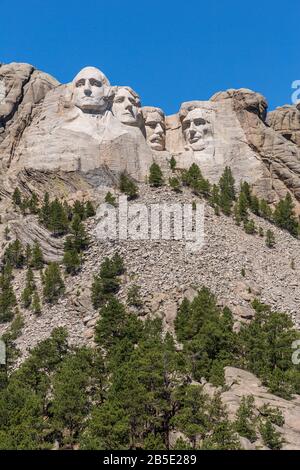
[143,107,165,151]
[112,87,142,127]
[72,67,110,113]
[182,109,212,151]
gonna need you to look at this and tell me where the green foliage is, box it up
[85,200,96,217]
[31,291,42,315]
[259,199,273,221]
[219,166,235,215]
[31,241,44,269]
[175,288,236,383]
[169,176,181,192]
[63,247,81,275]
[243,218,256,234]
[127,284,143,308]
[105,191,117,206]
[0,268,16,323]
[43,263,65,304]
[119,173,138,199]
[12,187,22,206]
[3,239,25,269]
[91,254,125,309]
[259,418,284,450]
[234,396,257,442]
[182,163,210,197]
[237,300,300,398]
[169,156,177,171]
[273,193,299,237]
[149,162,164,187]
[265,229,275,248]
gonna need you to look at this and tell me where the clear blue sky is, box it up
[1,0,298,115]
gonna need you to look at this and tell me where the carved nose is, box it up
[84,88,92,96]
[125,101,133,112]
[155,124,163,135]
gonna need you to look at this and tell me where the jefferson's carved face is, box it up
[182,109,212,151]
[112,87,142,127]
[143,108,165,151]
[72,67,109,113]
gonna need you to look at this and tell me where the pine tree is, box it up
[12,187,22,207]
[21,267,36,308]
[31,291,42,315]
[85,200,96,217]
[149,162,164,187]
[127,284,143,308]
[39,192,51,226]
[63,248,81,275]
[28,192,39,214]
[169,177,181,192]
[0,269,17,323]
[71,214,89,251]
[4,239,25,268]
[4,227,10,243]
[73,200,86,221]
[259,199,273,221]
[265,229,275,248]
[169,156,177,172]
[259,418,283,450]
[243,219,256,234]
[31,241,44,269]
[43,263,65,304]
[234,396,257,442]
[219,167,235,215]
[119,173,138,199]
[49,199,69,236]
[105,192,117,207]
[273,193,299,237]
[25,244,32,267]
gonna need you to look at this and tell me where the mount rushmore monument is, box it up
[1,61,300,208]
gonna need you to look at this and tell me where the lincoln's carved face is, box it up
[182,109,212,151]
[112,87,142,127]
[143,107,165,151]
[72,67,110,113]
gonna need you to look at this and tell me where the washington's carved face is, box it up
[72,67,109,113]
[182,109,212,151]
[143,108,165,151]
[112,87,142,127]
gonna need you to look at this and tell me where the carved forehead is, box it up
[114,86,140,102]
[142,106,165,120]
[183,108,210,122]
[73,67,110,86]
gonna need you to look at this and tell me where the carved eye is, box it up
[89,79,102,87]
[76,79,85,87]
[146,122,156,129]
[194,118,206,126]
[182,120,190,130]
[115,96,125,103]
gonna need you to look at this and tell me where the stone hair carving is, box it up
[112,86,143,128]
[71,66,111,114]
[142,106,166,151]
[0,80,6,104]
[179,106,213,151]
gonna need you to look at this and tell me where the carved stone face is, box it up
[72,67,109,113]
[112,87,142,127]
[143,107,165,151]
[182,109,212,151]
